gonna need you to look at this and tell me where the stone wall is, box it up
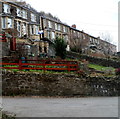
[67,51,120,68]
[2,70,119,97]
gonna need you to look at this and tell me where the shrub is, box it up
[115,68,120,75]
[77,70,86,77]
[54,37,67,59]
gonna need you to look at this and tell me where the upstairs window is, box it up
[17,8,21,17]
[55,23,57,30]
[31,13,36,22]
[63,26,66,32]
[22,10,27,19]
[48,21,52,28]
[3,4,11,14]
[43,19,46,28]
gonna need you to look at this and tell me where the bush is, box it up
[115,68,120,75]
[77,70,86,77]
[54,37,67,59]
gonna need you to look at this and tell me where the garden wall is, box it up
[2,70,119,96]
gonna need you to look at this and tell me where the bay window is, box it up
[51,32,55,39]
[17,21,21,37]
[23,23,27,35]
[2,17,6,29]
[8,18,13,28]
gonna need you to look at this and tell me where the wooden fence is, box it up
[0,59,79,72]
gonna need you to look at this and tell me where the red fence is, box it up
[0,33,6,42]
[0,59,79,72]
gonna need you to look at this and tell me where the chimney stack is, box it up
[71,24,76,29]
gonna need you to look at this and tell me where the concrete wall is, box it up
[2,70,119,96]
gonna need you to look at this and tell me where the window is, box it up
[51,32,55,39]
[57,24,61,31]
[90,37,92,42]
[7,18,12,28]
[63,26,66,32]
[31,13,36,22]
[83,34,86,39]
[65,35,68,41]
[17,8,21,17]
[22,10,27,19]
[17,21,21,37]
[43,19,46,28]
[2,17,6,29]
[23,23,27,35]
[35,26,39,35]
[31,25,34,34]
[48,21,52,28]
[3,4,11,13]
[47,31,51,39]
[55,23,57,30]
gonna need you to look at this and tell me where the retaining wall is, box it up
[2,70,119,96]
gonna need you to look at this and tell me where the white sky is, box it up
[25,0,118,51]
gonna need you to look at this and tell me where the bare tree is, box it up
[99,32,114,56]
[100,32,113,43]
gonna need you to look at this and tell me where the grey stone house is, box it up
[0,1,117,59]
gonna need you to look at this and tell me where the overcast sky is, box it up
[25,0,118,50]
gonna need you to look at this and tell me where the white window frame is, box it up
[63,26,66,32]
[23,23,27,35]
[48,21,52,28]
[2,17,6,29]
[35,25,39,35]
[17,8,21,17]
[55,23,57,30]
[7,18,13,28]
[51,31,55,39]
[31,13,36,22]
[57,24,61,31]
[17,21,21,37]
[22,10,27,19]
[30,25,35,35]
[3,4,11,14]
[47,31,51,39]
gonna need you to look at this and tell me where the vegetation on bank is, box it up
[88,64,115,72]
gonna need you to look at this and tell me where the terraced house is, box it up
[39,13,70,56]
[0,1,117,59]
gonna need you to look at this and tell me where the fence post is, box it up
[19,59,22,70]
[43,61,46,73]
[67,62,70,72]
[76,61,79,72]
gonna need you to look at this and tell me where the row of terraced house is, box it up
[0,1,117,59]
